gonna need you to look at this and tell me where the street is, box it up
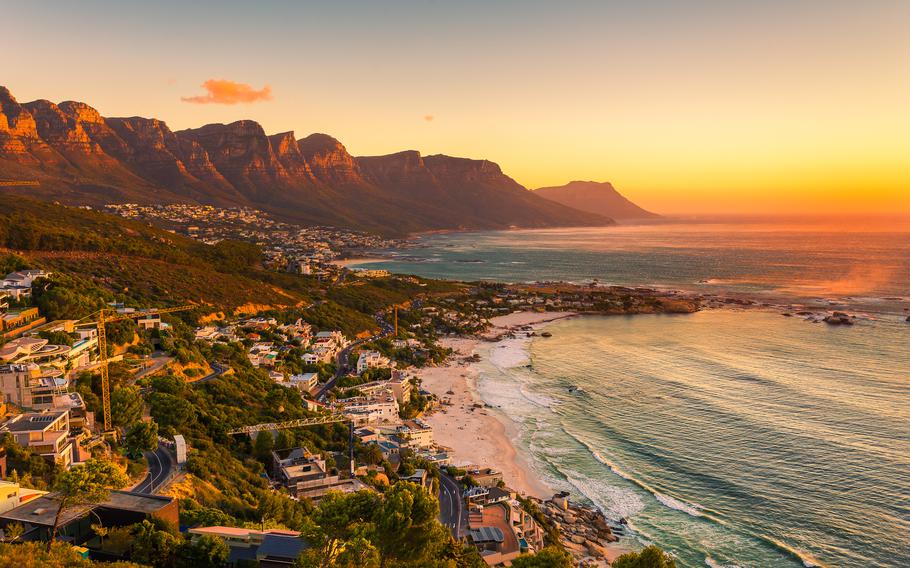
[438,473,465,539]
[134,442,175,494]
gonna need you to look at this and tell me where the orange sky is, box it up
[5,1,909,216]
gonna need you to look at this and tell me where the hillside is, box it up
[534,180,658,220]
[0,86,611,235]
[0,198,452,334]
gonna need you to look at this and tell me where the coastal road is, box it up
[438,473,465,539]
[134,442,175,495]
[191,362,229,386]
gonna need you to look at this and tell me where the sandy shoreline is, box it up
[417,310,633,564]
[331,256,388,268]
[417,311,576,499]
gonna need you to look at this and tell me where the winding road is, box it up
[134,442,175,494]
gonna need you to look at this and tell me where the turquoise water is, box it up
[476,311,909,568]
[355,224,910,566]
[359,223,910,314]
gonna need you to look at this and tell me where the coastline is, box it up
[417,311,577,499]
[418,310,632,564]
[330,256,389,268]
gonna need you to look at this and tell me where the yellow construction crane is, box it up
[392,301,411,337]
[78,305,194,435]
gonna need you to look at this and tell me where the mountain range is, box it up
[534,180,658,220]
[0,86,651,235]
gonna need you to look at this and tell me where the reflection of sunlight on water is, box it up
[775,263,898,296]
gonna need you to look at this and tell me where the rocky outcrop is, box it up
[823,311,855,325]
[0,85,614,235]
[0,87,56,164]
[297,133,365,188]
[537,494,618,567]
[269,131,317,182]
[176,121,293,201]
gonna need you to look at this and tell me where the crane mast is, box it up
[80,304,194,435]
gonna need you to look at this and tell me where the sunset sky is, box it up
[6,0,909,216]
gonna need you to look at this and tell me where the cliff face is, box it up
[297,133,364,188]
[0,86,613,235]
[0,87,57,165]
[534,180,658,220]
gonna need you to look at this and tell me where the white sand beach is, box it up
[417,311,576,499]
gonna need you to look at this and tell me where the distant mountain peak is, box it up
[534,180,658,220]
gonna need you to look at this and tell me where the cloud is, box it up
[423,115,434,122]
[181,79,273,105]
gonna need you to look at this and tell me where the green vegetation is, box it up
[613,545,678,568]
[0,433,60,490]
[510,547,573,567]
[0,542,140,568]
[399,391,429,419]
[124,421,159,458]
[294,483,483,568]
[0,198,583,567]
[47,458,129,551]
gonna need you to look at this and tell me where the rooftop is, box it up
[4,411,68,432]
[469,526,505,544]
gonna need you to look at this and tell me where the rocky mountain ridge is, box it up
[0,86,612,234]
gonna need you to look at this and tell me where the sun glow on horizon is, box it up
[4,0,908,217]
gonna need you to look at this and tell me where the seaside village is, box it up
[103,203,400,280]
[0,266,631,567]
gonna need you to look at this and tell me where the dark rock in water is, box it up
[541,331,553,337]
[782,313,792,317]
[823,312,854,326]
[906,316,910,322]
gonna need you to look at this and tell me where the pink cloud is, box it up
[181,79,273,105]
[423,115,434,122]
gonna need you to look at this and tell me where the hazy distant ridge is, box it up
[535,180,658,220]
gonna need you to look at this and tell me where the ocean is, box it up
[358,222,910,315]
[352,223,910,567]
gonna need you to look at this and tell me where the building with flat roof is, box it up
[0,490,177,544]
[188,526,308,567]
[2,411,74,468]
[271,447,364,502]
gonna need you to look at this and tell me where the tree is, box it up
[1,522,24,543]
[254,431,275,462]
[148,392,195,434]
[37,330,75,347]
[295,536,380,568]
[125,421,159,457]
[111,386,144,429]
[132,519,181,568]
[510,546,572,568]
[275,428,295,450]
[373,482,446,564]
[301,490,381,564]
[0,541,142,567]
[177,534,229,568]
[612,545,678,568]
[47,458,128,551]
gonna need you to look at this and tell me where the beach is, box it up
[417,311,576,499]
[330,256,388,268]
